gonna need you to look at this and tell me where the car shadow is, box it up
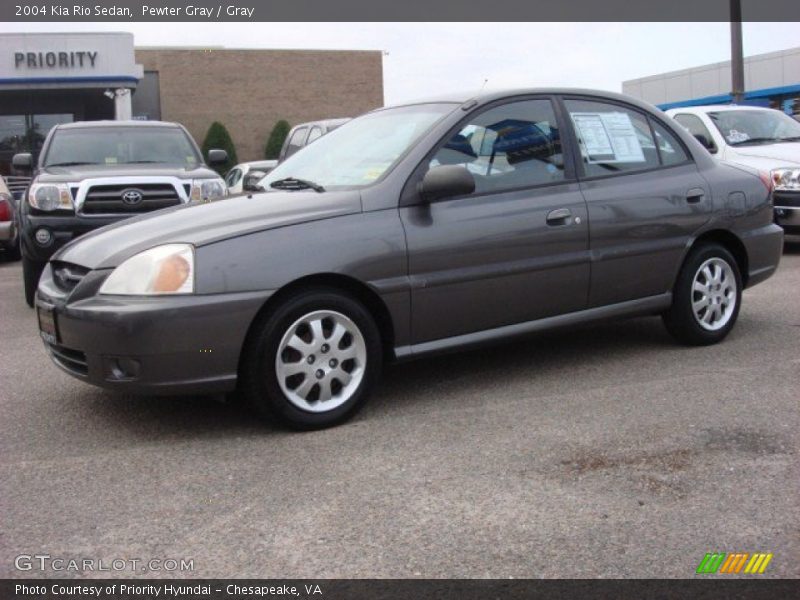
[83,315,674,439]
[370,315,674,414]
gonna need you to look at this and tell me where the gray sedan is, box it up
[35,89,783,429]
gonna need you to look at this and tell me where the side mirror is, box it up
[207,149,228,166]
[693,134,717,154]
[243,170,266,192]
[12,153,33,171]
[419,165,475,203]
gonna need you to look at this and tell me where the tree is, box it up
[201,121,237,175]
[265,120,291,159]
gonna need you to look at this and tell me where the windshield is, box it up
[708,109,800,146]
[43,127,202,167]
[260,103,457,190]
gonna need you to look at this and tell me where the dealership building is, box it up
[622,46,800,116]
[0,31,384,176]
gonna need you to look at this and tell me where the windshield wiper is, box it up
[269,177,325,193]
[123,160,162,164]
[45,161,101,167]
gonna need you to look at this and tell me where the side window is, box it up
[285,127,308,158]
[565,99,660,176]
[650,120,690,166]
[673,114,716,150]
[429,99,565,195]
[224,168,242,187]
[307,126,323,144]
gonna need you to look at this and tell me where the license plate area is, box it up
[37,305,59,345]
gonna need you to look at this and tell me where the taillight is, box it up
[758,171,773,195]
[0,195,12,222]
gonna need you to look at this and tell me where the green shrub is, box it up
[265,120,291,159]
[201,121,237,175]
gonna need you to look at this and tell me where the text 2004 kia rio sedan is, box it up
[36,89,783,429]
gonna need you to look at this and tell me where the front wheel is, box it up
[241,289,382,430]
[22,254,45,308]
[662,243,742,346]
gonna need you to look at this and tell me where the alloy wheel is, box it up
[274,310,367,412]
[691,257,737,331]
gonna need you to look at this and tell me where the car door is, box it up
[399,97,590,344]
[562,97,712,307]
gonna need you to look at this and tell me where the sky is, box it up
[1,22,797,104]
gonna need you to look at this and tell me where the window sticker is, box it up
[104,157,118,164]
[727,129,750,143]
[571,111,646,163]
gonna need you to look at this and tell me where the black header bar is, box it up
[2,0,800,22]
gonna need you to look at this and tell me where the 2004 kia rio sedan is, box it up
[36,89,783,429]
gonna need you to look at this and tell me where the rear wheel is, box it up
[241,289,382,430]
[663,243,742,345]
[22,254,45,308]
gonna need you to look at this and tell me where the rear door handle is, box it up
[546,208,572,225]
[686,188,705,204]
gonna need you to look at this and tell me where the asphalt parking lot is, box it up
[1,244,798,579]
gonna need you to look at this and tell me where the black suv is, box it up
[13,120,228,306]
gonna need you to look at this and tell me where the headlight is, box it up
[28,183,73,211]
[99,244,194,295]
[771,168,800,191]
[190,178,227,202]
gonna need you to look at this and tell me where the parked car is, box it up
[278,118,350,162]
[225,160,278,195]
[667,105,800,235]
[35,89,782,430]
[0,176,21,260]
[13,120,228,306]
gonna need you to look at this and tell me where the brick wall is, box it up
[135,48,384,162]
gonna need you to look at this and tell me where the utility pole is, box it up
[730,0,745,104]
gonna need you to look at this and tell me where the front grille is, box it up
[51,261,90,293]
[774,191,800,208]
[47,343,88,376]
[3,175,31,199]
[80,183,182,215]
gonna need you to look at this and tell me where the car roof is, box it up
[238,160,277,168]
[666,104,777,114]
[55,120,184,130]
[387,87,667,111]
[293,118,350,129]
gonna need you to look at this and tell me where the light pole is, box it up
[730,0,745,104]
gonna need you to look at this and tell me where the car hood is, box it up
[725,142,800,167]
[54,190,363,270]
[35,163,220,183]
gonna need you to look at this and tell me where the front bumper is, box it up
[774,206,800,235]
[36,263,271,395]
[21,213,123,263]
[774,191,800,235]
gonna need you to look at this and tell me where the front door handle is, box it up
[546,208,572,225]
[686,188,705,204]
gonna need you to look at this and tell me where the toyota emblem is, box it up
[121,188,144,205]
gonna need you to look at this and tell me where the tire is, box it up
[241,288,383,430]
[22,254,45,308]
[662,243,742,346]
